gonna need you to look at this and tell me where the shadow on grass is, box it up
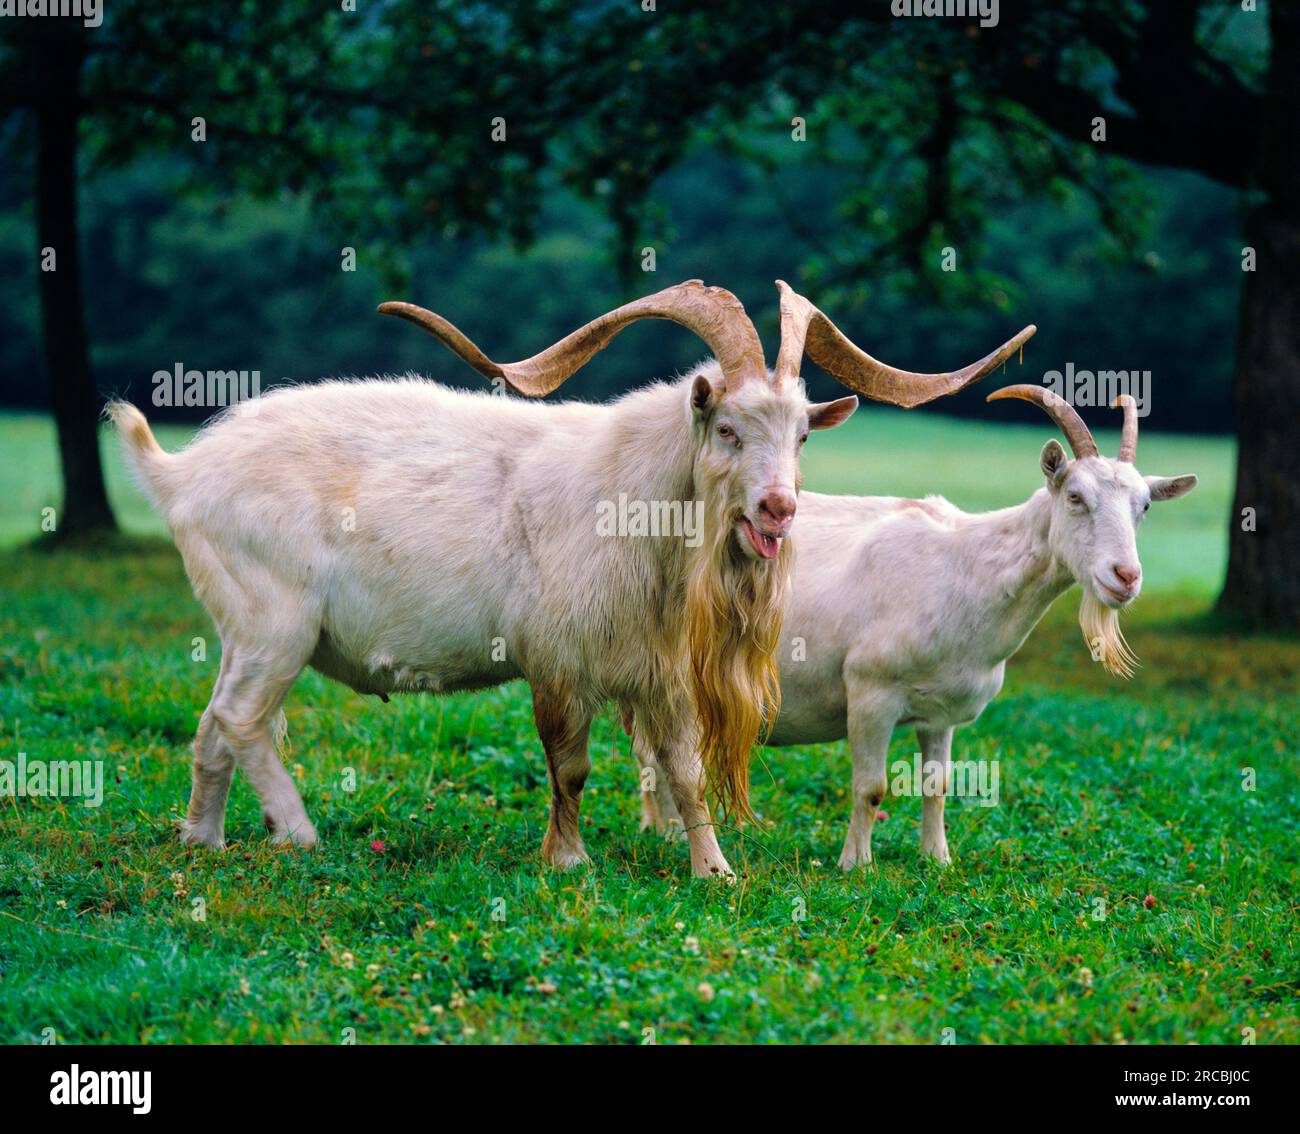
[1006,590,1300,698]
[24,529,177,558]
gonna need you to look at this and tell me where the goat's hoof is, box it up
[921,845,952,866]
[544,845,592,869]
[691,859,735,882]
[267,818,318,849]
[837,848,873,871]
[179,820,225,849]
[639,814,685,842]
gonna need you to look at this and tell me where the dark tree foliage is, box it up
[0,1,1292,627]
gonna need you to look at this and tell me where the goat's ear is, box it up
[1040,439,1069,488]
[691,374,719,418]
[808,395,858,431]
[1147,473,1198,502]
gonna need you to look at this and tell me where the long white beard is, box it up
[1079,591,1138,678]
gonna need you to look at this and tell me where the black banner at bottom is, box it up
[1,1041,1289,1121]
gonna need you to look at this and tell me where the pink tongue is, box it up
[743,519,781,559]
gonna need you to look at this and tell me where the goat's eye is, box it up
[798,432,809,447]
[716,424,736,442]
[1067,491,1085,508]
[1143,501,1150,513]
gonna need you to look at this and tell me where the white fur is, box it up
[635,443,1196,867]
[110,362,847,878]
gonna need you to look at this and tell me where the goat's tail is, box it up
[104,400,174,508]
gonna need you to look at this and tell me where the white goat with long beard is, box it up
[633,386,1196,868]
[109,280,1032,878]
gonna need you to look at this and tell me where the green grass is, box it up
[1,410,1295,1045]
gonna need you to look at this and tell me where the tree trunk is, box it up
[1217,204,1300,631]
[1216,1,1300,630]
[34,25,116,539]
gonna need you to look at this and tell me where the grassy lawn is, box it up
[1,408,1296,1044]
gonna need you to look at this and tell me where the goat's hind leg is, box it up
[620,704,685,839]
[210,633,318,848]
[636,742,685,839]
[534,684,594,868]
[180,653,235,848]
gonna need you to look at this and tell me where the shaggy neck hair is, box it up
[686,475,792,822]
[595,371,796,821]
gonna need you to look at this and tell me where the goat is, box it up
[632,387,1196,868]
[109,279,1032,877]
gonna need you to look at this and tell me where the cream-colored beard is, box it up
[1079,591,1138,678]
[685,499,790,822]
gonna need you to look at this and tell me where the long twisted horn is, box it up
[1111,394,1138,462]
[379,280,767,397]
[986,384,1099,458]
[773,280,1036,407]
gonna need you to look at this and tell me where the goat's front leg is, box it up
[916,726,954,865]
[839,690,896,870]
[533,685,594,868]
[657,731,732,880]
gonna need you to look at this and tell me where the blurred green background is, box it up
[0,156,1242,430]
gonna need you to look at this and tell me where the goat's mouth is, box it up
[1092,574,1136,609]
[739,517,783,560]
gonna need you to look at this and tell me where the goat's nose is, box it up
[757,489,797,531]
[1113,563,1141,588]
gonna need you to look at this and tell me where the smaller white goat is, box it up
[632,387,1197,867]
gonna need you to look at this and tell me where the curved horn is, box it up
[379,280,766,397]
[1111,394,1138,462]
[986,383,1099,459]
[773,280,1036,407]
